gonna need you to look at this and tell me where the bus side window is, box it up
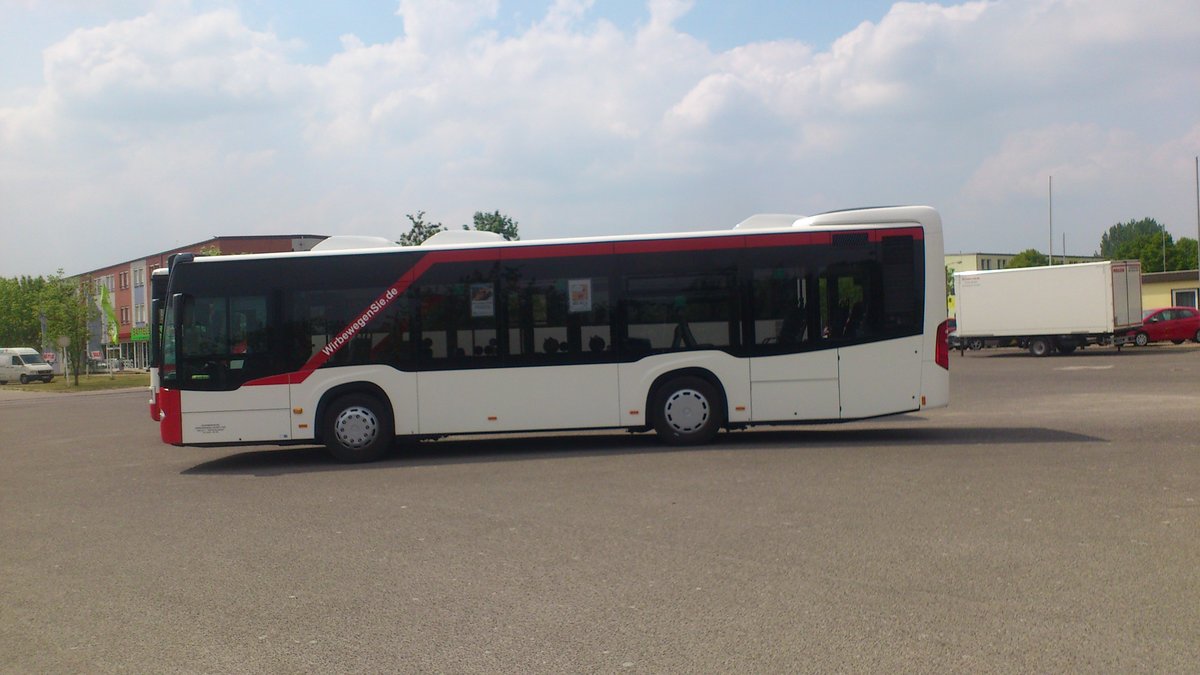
[625,273,735,351]
[503,258,613,363]
[752,268,811,347]
[414,260,501,366]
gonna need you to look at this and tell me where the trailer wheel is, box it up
[1028,338,1052,357]
[1134,332,1149,347]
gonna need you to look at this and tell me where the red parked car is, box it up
[1129,307,1200,346]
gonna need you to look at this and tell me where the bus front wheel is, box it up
[323,393,393,463]
[652,376,724,446]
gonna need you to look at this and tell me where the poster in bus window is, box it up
[569,279,592,313]
[470,283,494,317]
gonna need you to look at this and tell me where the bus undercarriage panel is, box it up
[416,364,620,434]
[837,336,923,418]
[749,350,840,422]
[181,408,292,444]
[179,387,292,444]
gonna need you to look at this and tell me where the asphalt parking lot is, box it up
[2,345,1198,672]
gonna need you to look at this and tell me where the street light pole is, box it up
[1162,222,1167,272]
[1048,175,1053,266]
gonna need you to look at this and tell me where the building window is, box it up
[133,269,145,287]
[120,306,131,325]
[1173,288,1198,309]
[135,304,146,325]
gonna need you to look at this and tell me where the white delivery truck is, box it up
[953,260,1143,356]
[0,347,56,384]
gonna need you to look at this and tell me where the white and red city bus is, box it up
[154,206,950,462]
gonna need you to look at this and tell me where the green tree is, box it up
[1168,237,1198,271]
[466,210,520,241]
[1099,217,1177,272]
[397,211,446,246]
[40,271,96,386]
[0,276,46,347]
[1007,249,1048,268]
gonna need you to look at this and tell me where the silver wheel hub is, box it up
[333,405,379,449]
[664,389,710,434]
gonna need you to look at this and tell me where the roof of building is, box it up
[76,234,328,277]
[1142,269,1200,283]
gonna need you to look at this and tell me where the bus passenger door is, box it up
[175,293,294,444]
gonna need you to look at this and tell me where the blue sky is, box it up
[241,1,899,58]
[1,0,1198,277]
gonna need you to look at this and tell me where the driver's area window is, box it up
[178,294,269,390]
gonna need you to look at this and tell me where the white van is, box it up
[0,348,55,384]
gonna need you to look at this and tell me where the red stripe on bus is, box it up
[500,242,614,260]
[612,237,738,255]
[743,232,830,248]
[876,226,925,241]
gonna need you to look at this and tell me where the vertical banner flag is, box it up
[96,284,119,344]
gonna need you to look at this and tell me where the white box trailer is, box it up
[953,260,1142,356]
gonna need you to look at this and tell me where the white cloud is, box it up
[42,8,304,123]
[395,0,499,52]
[1,0,1199,276]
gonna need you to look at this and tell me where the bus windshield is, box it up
[160,294,178,386]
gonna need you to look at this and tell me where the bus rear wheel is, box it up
[323,393,393,463]
[652,376,723,446]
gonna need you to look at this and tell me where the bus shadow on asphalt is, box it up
[181,424,1103,477]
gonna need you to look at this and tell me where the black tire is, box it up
[19,374,29,385]
[1028,338,1052,357]
[43,376,53,383]
[651,376,724,446]
[322,393,393,463]
[967,338,984,351]
[1134,332,1149,347]
[1193,329,1200,344]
